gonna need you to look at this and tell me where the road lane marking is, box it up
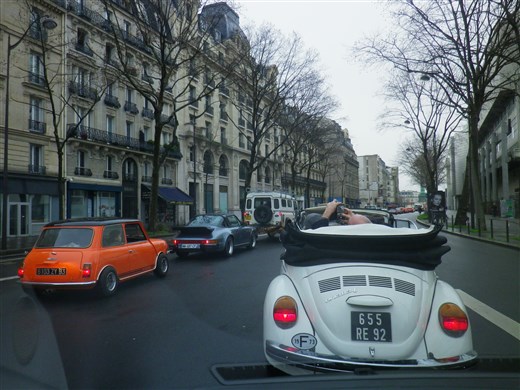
[457,289,520,341]
[0,276,19,282]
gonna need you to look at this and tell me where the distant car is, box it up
[171,213,257,258]
[18,218,170,297]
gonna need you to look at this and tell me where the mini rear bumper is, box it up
[265,341,478,372]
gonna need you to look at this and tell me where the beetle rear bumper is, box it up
[265,341,478,372]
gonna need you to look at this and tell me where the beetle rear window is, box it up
[36,228,94,248]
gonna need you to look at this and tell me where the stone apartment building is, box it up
[0,0,328,240]
[357,154,399,207]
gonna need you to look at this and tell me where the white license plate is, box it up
[351,311,392,342]
[179,243,200,249]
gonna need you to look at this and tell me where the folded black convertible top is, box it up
[280,222,450,270]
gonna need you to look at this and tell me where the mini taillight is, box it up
[439,303,468,337]
[82,264,92,278]
[273,296,297,329]
[17,267,24,278]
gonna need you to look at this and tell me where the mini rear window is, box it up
[36,228,93,248]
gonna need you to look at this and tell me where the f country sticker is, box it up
[291,333,317,350]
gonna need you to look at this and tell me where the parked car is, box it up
[264,207,476,375]
[171,213,257,258]
[18,218,170,297]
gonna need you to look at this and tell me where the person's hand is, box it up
[338,207,354,225]
[322,200,340,220]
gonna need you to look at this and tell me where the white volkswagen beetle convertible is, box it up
[263,207,477,375]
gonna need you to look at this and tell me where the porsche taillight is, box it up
[82,264,92,278]
[17,266,24,278]
[439,303,468,337]
[273,296,297,329]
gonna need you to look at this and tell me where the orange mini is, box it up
[18,218,170,297]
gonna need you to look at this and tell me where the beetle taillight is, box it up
[17,266,24,278]
[439,303,468,337]
[273,296,297,329]
[82,264,92,278]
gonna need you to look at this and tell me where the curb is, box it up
[416,219,520,250]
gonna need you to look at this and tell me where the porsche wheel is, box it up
[248,233,257,249]
[224,237,234,257]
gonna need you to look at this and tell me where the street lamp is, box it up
[2,15,57,249]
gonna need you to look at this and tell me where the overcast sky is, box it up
[234,0,419,191]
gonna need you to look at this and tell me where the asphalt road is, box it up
[1,233,519,389]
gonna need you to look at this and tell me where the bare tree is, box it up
[102,0,238,230]
[229,24,332,211]
[356,0,520,229]
[380,71,462,197]
[284,117,339,206]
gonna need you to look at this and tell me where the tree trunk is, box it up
[455,160,470,226]
[57,148,65,220]
[468,114,487,231]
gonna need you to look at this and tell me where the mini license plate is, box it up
[36,268,67,276]
[179,243,200,249]
[351,311,392,342]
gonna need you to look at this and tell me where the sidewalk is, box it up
[423,210,520,249]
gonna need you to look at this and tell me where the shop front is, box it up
[0,174,59,237]
[67,182,122,219]
[141,185,194,226]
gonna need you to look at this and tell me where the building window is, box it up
[29,144,43,174]
[29,96,45,132]
[203,151,213,174]
[239,133,245,148]
[219,155,228,176]
[78,150,85,168]
[126,121,133,138]
[106,115,114,134]
[29,52,44,85]
[220,127,226,144]
[239,160,248,180]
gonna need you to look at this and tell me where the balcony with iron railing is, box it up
[161,178,173,185]
[69,81,97,100]
[161,115,177,127]
[103,170,119,179]
[281,173,326,189]
[104,94,121,108]
[75,43,94,57]
[142,107,154,120]
[28,165,46,175]
[205,105,214,116]
[67,124,182,159]
[142,73,154,84]
[28,119,46,134]
[28,72,46,87]
[124,101,139,115]
[74,167,92,176]
[219,85,230,97]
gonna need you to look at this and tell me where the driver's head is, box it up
[348,214,371,225]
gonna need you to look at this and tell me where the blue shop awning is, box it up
[142,185,193,205]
